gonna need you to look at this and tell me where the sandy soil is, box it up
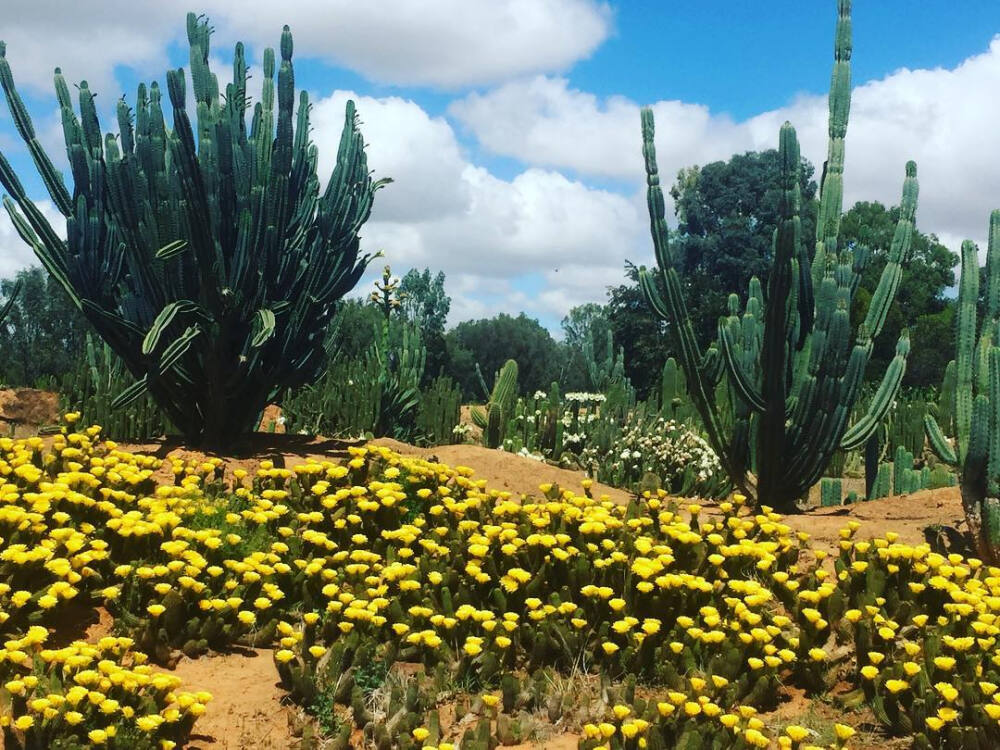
[0,387,60,436]
[372,437,632,505]
[172,649,299,750]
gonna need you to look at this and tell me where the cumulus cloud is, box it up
[451,38,1000,251]
[204,0,612,88]
[0,0,611,95]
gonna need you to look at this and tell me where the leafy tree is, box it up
[560,303,613,392]
[325,298,381,360]
[669,149,819,347]
[605,264,668,397]
[0,267,90,386]
[399,268,450,381]
[445,313,563,399]
[840,201,958,386]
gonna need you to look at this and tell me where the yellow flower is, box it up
[785,725,810,742]
[275,650,295,663]
[612,704,631,720]
[933,656,956,671]
[833,724,856,741]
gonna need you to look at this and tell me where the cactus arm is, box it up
[717,317,766,412]
[862,162,918,338]
[0,42,73,215]
[924,414,957,465]
[699,344,725,386]
[987,211,1000,319]
[956,241,980,464]
[474,362,490,400]
[638,107,743,491]
[811,0,852,286]
[848,243,871,298]
[840,331,909,451]
[937,359,957,435]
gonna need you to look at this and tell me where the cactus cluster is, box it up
[470,359,519,449]
[582,329,628,393]
[638,0,916,512]
[416,376,463,445]
[282,270,429,441]
[821,477,843,507]
[59,334,168,442]
[925,212,1000,562]
[0,14,387,447]
[6,417,1000,748]
[658,358,699,424]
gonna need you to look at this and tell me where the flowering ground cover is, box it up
[0,417,996,749]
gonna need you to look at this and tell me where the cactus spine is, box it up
[637,1,916,511]
[925,212,1000,561]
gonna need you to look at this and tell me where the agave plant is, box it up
[0,13,388,446]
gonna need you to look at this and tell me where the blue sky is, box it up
[1,1,999,333]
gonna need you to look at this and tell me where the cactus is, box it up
[582,329,626,392]
[936,359,957,438]
[925,212,1000,561]
[893,445,915,495]
[888,396,927,458]
[416,375,462,446]
[471,359,518,449]
[638,1,916,511]
[61,333,169,441]
[870,463,892,500]
[0,15,388,447]
[820,477,842,507]
[659,357,698,424]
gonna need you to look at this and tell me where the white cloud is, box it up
[0,2,178,96]
[203,0,611,88]
[311,93,469,223]
[0,1,610,96]
[451,37,1000,252]
[302,90,639,315]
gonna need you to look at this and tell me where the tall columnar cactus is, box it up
[638,0,917,511]
[582,329,626,393]
[470,359,518,449]
[925,212,1000,561]
[0,14,388,446]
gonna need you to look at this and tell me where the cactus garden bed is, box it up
[0,418,983,750]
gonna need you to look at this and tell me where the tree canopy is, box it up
[0,267,90,387]
[840,201,958,386]
[668,149,819,348]
[445,313,563,399]
[399,268,450,382]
